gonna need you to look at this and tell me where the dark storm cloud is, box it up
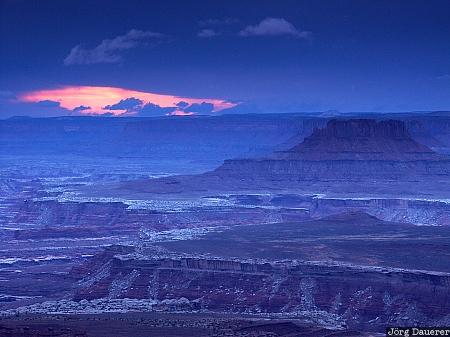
[104,97,143,112]
[239,18,310,38]
[37,100,61,107]
[64,29,164,65]
[176,101,190,108]
[139,103,176,116]
[99,112,115,117]
[104,98,177,116]
[72,105,91,112]
[185,102,214,113]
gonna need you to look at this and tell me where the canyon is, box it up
[1,113,450,336]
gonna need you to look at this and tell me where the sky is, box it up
[1,0,450,118]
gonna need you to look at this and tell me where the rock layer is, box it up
[69,248,450,331]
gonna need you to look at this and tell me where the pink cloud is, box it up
[18,86,237,116]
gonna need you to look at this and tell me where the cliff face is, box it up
[71,252,450,331]
[311,197,450,226]
[275,119,444,161]
[11,193,450,233]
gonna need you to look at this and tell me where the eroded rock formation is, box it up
[67,247,450,331]
[210,119,450,183]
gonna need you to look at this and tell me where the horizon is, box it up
[3,109,450,121]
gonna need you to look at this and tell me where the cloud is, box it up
[199,18,238,26]
[99,112,115,117]
[104,97,143,112]
[103,98,215,116]
[437,74,450,80]
[19,86,237,116]
[239,18,310,38]
[218,102,263,114]
[167,110,194,116]
[197,29,219,38]
[185,102,214,114]
[102,97,178,116]
[37,100,60,107]
[176,101,189,108]
[139,103,176,116]
[72,105,91,112]
[64,29,163,65]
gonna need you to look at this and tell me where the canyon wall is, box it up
[71,253,450,330]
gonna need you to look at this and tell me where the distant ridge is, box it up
[7,115,33,120]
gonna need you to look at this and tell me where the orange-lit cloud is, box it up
[18,86,237,116]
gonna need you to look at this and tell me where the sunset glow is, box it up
[19,86,237,116]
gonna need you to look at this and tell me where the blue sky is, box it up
[1,0,450,117]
